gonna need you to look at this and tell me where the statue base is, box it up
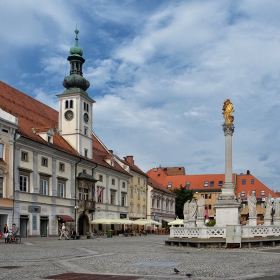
[273,217,280,226]
[248,217,257,226]
[196,217,205,227]
[264,218,272,226]
[184,219,196,227]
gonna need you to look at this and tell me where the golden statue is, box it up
[222,99,234,124]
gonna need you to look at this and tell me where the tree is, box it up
[172,185,194,219]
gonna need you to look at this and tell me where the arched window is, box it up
[65,100,69,109]
[69,100,73,108]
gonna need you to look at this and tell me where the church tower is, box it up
[57,29,95,159]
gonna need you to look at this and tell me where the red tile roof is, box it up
[147,167,278,199]
[148,177,175,195]
[0,81,129,176]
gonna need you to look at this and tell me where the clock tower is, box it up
[57,29,95,159]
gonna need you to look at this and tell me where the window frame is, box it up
[58,182,65,198]
[59,162,65,172]
[40,178,48,195]
[21,151,28,162]
[41,157,48,167]
[19,174,29,192]
[0,143,4,160]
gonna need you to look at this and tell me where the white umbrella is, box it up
[134,219,152,226]
[112,218,137,225]
[90,218,121,224]
[168,219,184,226]
[146,219,161,226]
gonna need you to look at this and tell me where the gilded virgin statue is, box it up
[222,99,234,124]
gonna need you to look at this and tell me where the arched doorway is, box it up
[78,214,89,235]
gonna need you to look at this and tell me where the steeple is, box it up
[62,29,90,95]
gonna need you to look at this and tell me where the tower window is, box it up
[84,102,89,112]
[65,100,69,109]
[70,100,73,108]
[84,149,88,158]
[84,127,88,135]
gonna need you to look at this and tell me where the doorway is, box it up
[40,217,48,237]
[78,214,89,235]
[20,216,28,237]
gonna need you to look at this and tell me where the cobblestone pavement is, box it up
[0,235,280,280]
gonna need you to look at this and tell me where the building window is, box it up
[84,127,88,135]
[78,187,82,200]
[205,194,211,199]
[241,191,245,196]
[167,182,172,188]
[157,200,159,208]
[19,174,28,192]
[110,191,115,205]
[130,204,134,212]
[84,102,89,112]
[186,182,191,188]
[138,177,140,184]
[41,157,48,167]
[48,136,51,143]
[137,204,140,214]
[65,100,69,109]
[59,163,65,172]
[21,151,28,162]
[70,100,73,108]
[251,179,254,184]
[204,181,208,187]
[252,190,256,196]
[0,177,3,198]
[210,181,214,187]
[166,200,169,211]
[130,187,134,196]
[58,182,65,198]
[122,182,125,188]
[0,143,4,159]
[152,198,154,207]
[261,190,265,196]
[242,179,246,185]
[112,178,115,185]
[121,194,126,206]
[99,175,103,182]
[84,188,88,200]
[218,181,223,186]
[138,190,140,199]
[40,179,48,195]
[84,149,88,158]
[208,205,212,210]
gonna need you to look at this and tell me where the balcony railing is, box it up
[78,200,95,211]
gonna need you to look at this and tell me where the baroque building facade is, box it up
[0,30,134,236]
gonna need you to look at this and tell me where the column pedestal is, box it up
[264,218,271,226]
[196,217,205,227]
[184,219,196,227]
[248,217,257,226]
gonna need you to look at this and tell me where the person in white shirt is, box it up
[58,223,69,240]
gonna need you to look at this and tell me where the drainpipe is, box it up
[12,129,19,224]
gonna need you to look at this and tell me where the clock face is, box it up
[64,110,74,121]
[84,113,89,123]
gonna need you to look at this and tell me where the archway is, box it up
[78,214,89,235]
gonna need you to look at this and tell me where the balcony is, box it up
[78,200,95,212]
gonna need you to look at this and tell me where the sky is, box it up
[1,0,280,191]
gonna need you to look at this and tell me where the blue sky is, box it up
[1,0,280,190]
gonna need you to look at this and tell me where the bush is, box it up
[205,219,216,227]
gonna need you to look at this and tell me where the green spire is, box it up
[70,28,83,56]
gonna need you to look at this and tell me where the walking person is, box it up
[58,223,69,240]
[3,223,9,244]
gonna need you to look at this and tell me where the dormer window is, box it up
[84,149,88,158]
[41,157,48,167]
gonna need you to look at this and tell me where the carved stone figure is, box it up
[264,193,273,219]
[273,198,280,218]
[183,198,196,220]
[247,191,257,217]
[197,195,205,218]
[222,99,234,125]
[183,200,190,220]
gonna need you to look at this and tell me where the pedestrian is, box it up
[58,223,69,240]
[9,223,19,243]
[3,223,9,244]
[70,228,76,239]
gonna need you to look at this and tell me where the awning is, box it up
[57,215,75,222]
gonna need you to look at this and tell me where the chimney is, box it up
[109,150,113,154]
[247,170,250,175]
[125,156,134,165]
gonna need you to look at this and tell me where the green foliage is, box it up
[205,219,216,227]
[171,185,194,219]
